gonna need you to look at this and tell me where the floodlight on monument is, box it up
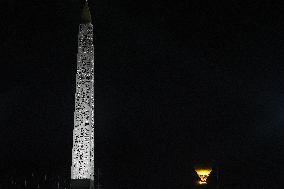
[195,166,212,185]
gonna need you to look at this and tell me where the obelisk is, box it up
[71,1,94,188]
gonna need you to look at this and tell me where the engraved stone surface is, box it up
[71,19,94,182]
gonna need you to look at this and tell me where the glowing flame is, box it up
[195,167,212,184]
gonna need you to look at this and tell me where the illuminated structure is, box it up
[71,1,94,189]
[195,166,212,185]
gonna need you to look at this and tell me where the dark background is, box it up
[0,0,283,188]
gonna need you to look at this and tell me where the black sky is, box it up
[1,0,283,188]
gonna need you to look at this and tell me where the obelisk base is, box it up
[70,179,94,189]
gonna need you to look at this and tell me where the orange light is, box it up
[197,180,207,185]
[195,167,212,185]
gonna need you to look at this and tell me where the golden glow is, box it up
[195,167,212,184]
[198,181,207,185]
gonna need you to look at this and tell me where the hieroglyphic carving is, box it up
[71,23,94,181]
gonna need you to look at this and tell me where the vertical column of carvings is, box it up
[89,23,95,181]
[72,23,94,180]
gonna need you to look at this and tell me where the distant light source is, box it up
[198,180,207,185]
[195,166,212,185]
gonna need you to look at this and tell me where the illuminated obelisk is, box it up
[71,1,94,189]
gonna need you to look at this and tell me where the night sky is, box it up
[1,0,283,188]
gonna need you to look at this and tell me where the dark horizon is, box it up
[1,0,283,188]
